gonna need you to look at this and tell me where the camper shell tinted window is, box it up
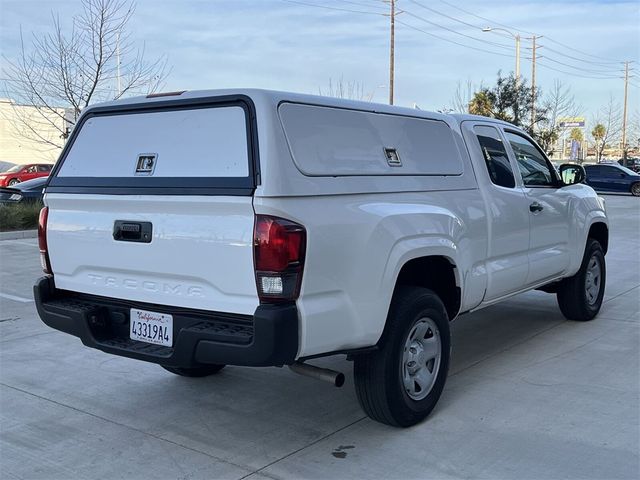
[48,97,259,195]
[278,103,463,177]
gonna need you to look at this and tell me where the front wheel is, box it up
[161,364,225,377]
[631,182,640,197]
[557,239,606,321]
[7,178,20,186]
[354,287,451,427]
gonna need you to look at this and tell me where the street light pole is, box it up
[515,34,521,86]
[621,61,630,163]
[529,36,543,130]
[482,27,520,86]
[389,0,395,105]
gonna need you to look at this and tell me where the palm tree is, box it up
[592,124,607,162]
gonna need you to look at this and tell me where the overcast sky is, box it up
[1,0,638,119]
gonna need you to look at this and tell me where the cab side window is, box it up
[473,125,516,188]
[504,131,556,187]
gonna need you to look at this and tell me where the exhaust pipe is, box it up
[289,362,345,387]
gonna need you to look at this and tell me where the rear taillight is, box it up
[254,215,306,303]
[38,206,52,274]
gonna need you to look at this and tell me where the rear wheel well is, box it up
[394,256,460,320]
[588,222,608,254]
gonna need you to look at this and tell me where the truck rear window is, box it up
[278,103,463,177]
[48,99,257,195]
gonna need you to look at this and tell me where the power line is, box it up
[279,0,383,16]
[542,44,625,67]
[543,37,623,65]
[407,0,626,76]
[406,0,487,31]
[280,1,517,60]
[280,0,628,84]
[403,10,513,51]
[535,60,621,80]
[409,0,629,78]
[395,18,515,58]
[538,54,622,76]
[400,0,626,74]
[432,0,624,64]
[335,0,387,11]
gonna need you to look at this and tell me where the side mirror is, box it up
[559,163,586,186]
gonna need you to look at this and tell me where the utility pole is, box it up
[388,0,395,105]
[529,35,542,131]
[515,34,521,87]
[621,61,629,164]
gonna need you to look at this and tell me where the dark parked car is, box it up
[618,158,640,173]
[0,163,53,187]
[0,176,47,205]
[584,163,640,196]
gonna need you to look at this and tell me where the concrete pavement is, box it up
[0,195,638,479]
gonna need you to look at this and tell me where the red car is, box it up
[0,163,53,187]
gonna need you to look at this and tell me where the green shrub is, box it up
[0,201,43,232]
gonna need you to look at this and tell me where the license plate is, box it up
[130,308,173,347]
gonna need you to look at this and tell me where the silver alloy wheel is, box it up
[585,254,602,305]
[632,183,640,196]
[402,317,442,401]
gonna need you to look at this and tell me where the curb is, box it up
[0,229,38,241]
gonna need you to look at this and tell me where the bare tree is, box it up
[537,80,582,156]
[625,109,640,156]
[448,79,479,114]
[591,96,622,162]
[318,77,371,101]
[3,0,168,149]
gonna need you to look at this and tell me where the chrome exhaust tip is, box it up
[289,362,345,387]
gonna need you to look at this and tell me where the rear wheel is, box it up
[353,287,451,427]
[631,182,640,197]
[7,178,20,186]
[161,364,225,377]
[557,239,606,321]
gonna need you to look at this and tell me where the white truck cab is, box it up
[35,89,608,427]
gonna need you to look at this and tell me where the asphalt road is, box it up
[1,195,638,480]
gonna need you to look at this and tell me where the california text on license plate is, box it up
[130,308,173,347]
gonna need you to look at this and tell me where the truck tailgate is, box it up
[46,193,258,315]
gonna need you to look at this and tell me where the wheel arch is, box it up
[588,221,608,254]
[391,254,461,322]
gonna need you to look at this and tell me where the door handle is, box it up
[113,221,152,243]
[529,202,544,213]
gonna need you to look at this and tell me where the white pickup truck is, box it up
[35,89,608,427]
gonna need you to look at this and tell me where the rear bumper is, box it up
[34,276,299,367]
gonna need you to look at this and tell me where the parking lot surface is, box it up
[1,195,638,480]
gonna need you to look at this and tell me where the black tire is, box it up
[631,182,640,197]
[557,239,606,321]
[354,287,451,427]
[7,178,20,186]
[161,364,225,377]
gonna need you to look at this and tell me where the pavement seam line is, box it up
[0,331,57,344]
[603,285,640,304]
[0,292,33,303]
[449,320,566,377]
[0,382,251,474]
[237,416,367,480]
